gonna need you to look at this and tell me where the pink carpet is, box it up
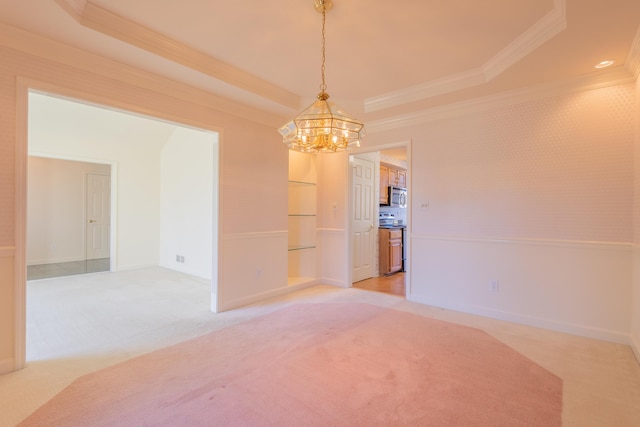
[19,303,562,426]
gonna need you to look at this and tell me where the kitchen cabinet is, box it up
[379,164,390,204]
[380,163,406,204]
[388,167,406,188]
[396,169,407,188]
[379,228,403,275]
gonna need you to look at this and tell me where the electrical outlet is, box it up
[490,280,499,293]
[256,268,262,279]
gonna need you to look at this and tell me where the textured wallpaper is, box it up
[413,84,635,243]
[0,48,17,247]
[635,78,640,246]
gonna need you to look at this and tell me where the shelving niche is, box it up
[288,151,317,286]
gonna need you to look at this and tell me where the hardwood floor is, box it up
[353,272,405,296]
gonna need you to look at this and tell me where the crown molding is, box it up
[0,22,287,128]
[54,0,87,21]
[482,0,566,80]
[55,0,300,110]
[367,66,634,134]
[364,69,486,114]
[364,0,566,113]
[626,24,640,79]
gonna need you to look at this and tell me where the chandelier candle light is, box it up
[278,0,365,153]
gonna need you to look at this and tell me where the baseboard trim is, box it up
[0,357,15,375]
[319,277,349,288]
[411,296,631,345]
[632,334,640,366]
[218,280,320,312]
[114,263,157,272]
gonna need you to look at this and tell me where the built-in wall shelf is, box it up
[288,152,318,284]
[288,245,316,251]
[288,180,315,185]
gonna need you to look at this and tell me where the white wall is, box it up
[159,127,217,280]
[363,83,636,344]
[28,92,176,271]
[412,237,631,342]
[317,152,350,287]
[27,157,110,265]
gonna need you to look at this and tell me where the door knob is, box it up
[88,219,96,223]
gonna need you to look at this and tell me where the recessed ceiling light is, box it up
[595,60,615,69]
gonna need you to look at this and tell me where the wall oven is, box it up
[388,186,407,208]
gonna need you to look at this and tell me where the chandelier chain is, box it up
[320,5,327,93]
[277,0,364,153]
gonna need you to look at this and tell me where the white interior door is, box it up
[352,157,376,283]
[86,173,111,260]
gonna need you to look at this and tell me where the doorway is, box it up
[27,90,218,282]
[13,80,222,370]
[351,146,409,297]
[22,89,220,365]
[26,158,112,280]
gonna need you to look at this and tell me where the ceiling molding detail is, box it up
[626,25,640,79]
[0,23,286,128]
[364,69,487,114]
[364,0,567,113]
[54,0,87,21]
[366,66,634,134]
[482,0,566,80]
[55,0,301,110]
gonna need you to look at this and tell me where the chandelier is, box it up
[278,0,365,153]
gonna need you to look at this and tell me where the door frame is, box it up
[347,141,412,293]
[14,77,222,371]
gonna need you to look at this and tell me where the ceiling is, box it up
[1,0,639,131]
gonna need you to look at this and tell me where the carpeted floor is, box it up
[18,302,562,426]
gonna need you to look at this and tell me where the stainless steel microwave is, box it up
[388,186,407,208]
